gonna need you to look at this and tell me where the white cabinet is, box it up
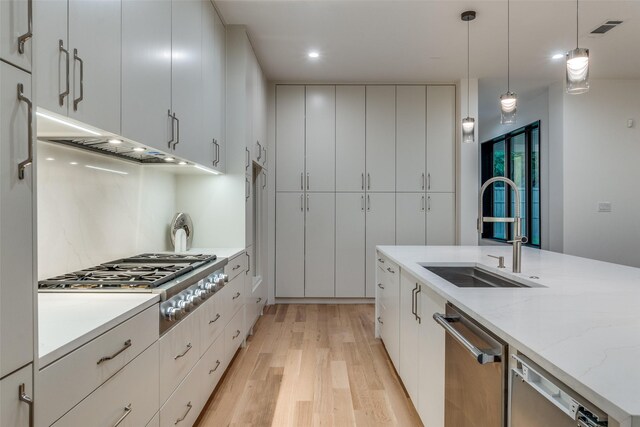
[0,62,34,378]
[365,193,395,297]
[121,0,172,153]
[396,193,426,245]
[426,193,456,245]
[336,86,366,192]
[0,0,33,71]
[399,270,421,403]
[68,0,121,134]
[335,193,365,297]
[305,86,335,192]
[200,333,225,402]
[365,86,395,192]
[159,355,203,427]
[224,306,245,363]
[396,86,426,192]
[0,364,32,427]
[376,255,399,368]
[304,193,335,297]
[426,85,455,193]
[276,85,305,192]
[275,193,305,297]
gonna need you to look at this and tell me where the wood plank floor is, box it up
[195,304,422,427]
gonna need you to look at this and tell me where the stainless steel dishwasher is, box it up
[433,304,508,427]
[510,354,609,427]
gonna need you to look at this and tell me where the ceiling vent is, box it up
[590,20,623,36]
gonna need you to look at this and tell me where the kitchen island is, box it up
[376,245,640,427]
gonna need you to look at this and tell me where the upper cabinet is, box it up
[366,86,396,192]
[275,85,305,192]
[426,85,456,192]
[396,86,426,192]
[305,85,335,192]
[0,0,33,71]
[336,85,365,192]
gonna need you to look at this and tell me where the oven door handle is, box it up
[433,313,500,364]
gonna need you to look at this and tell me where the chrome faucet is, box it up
[478,177,528,273]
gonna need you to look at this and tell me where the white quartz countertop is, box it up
[377,245,640,424]
[38,293,159,368]
[187,247,245,260]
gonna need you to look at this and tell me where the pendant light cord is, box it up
[507,0,510,91]
[576,0,579,48]
[467,18,470,115]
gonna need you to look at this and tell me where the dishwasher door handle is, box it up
[433,313,501,364]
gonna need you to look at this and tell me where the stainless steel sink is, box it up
[424,266,530,288]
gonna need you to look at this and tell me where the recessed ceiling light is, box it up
[45,157,55,161]
[164,157,175,162]
[69,162,78,165]
[133,147,145,152]
[108,139,122,145]
[552,53,564,60]
[178,161,187,165]
[308,51,320,59]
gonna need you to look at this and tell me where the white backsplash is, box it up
[37,142,176,279]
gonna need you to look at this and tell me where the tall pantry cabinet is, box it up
[0,7,36,424]
[276,84,456,299]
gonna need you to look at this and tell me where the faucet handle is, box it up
[488,255,506,269]
[508,235,528,244]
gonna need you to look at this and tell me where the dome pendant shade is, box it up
[566,47,590,94]
[500,91,517,124]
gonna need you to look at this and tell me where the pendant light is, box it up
[566,0,589,94]
[500,0,517,124]
[461,11,476,143]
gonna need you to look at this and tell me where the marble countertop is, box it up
[187,247,245,260]
[38,293,159,368]
[377,245,640,424]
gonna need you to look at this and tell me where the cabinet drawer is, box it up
[38,306,158,426]
[199,295,225,358]
[159,310,201,405]
[0,364,32,427]
[225,306,245,363]
[146,412,159,427]
[225,274,245,320]
[159,357,206,427]
[201,333,225,400]
[224,252,246,281]
[376,252,388,270]
[377,305,387,340]
[52,342,159,427]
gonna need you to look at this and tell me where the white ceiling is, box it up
[215,0,640,83]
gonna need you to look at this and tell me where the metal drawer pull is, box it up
[257,141,262,160]
[262,171,267,189]
[173,114,180,149]
[233,329,241,339]
[209,360,221,374]
[18,384,33,427]
[414,285,422,324]
[209,313,221,324]
[246,148,250,169]
[256,297,262,303]
[174,343,192,360]
[17,84,33,180]
[411,284,418,318]
[232,264,241,270]
[378,283,384,289]
[167,110,175,148]
[174,402,192,425]
[17,0,33,54]
[59,40,70,106]
[386,267,395,274]
[97,339,132,365]
[377,317,383,324]
[246,252,250,274]
[433,313,500,364]
[377,258,384,263]
[232,292,241,300]
[73,49,84,111]
[113,404,132,427]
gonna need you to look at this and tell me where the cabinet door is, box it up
[275,85,305,192]
[365,193,395,297]
[68,0,121,134]
[213,7,226,171]
[171,0,203,163]
[335,193,365,297]
[426,85,455,192]
[202,0,224,171]
[0,63,34,377]
[336,86,365,192]
[121,0,172,152]
[366,86,395,192]
[396,193,426,245]
[0,364,32,427]
[275,193,304,297]
[33,0,68,116]
[305,85,335,192]
[305,193,335,297]
[0,0,32,71]
[399,271,420,404]
[418,286,446,427]
[396,86,426,192]
[426,193,455,245]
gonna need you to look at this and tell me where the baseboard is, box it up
[274,297,374,304]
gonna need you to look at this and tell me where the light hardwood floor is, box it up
[195,304,422,427]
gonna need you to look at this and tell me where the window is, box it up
[481,121,540,247]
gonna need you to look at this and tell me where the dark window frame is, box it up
[481,121,541,247]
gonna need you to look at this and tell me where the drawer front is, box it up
[52,342,159,427]
[224,306,245,363]
[159,357,207,427]
[377,305,387,340]
[0,364,32,427]
[224,252,246,282]
[146,412,159,427]
[198,295,225,358]
[376,252,388,270]
[226,274,244,320]
[38,306,159,426]
[159,311,201,405]
[201,333,225,400]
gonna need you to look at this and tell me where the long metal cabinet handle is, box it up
[174,402,192,424]
[167,110,174,148]
[209,360,221,374]
[212,139,218,166]
[262,171,267,189]
[433,313,500,364]
[361,173,364,190]
[59,40,70,106]
[17,84,33,180]
[367,173,371,190]
[113,404,132,427]
[428,195,431,212]
[422,173,425,190]
[73,49,84,111]
[256,141,262,160]
[415,285,422,324]
[367,195,370,211]
[410,284,417,318]
[361,195,364,211]
[245,148,250,169]
[427,173,431,190]
[300,194,303,211]
[17,0,33,54]
[18,384,34,427]
[262,146,267,164]
[300,172,303,190]
[173,115,180,149]
[306,194,309,211]
[97,339,132,364]
[306,173,310,190]
[246,252,250,273]
[421,195,425,212]
[209,313,221,324]
[174,343,192,360]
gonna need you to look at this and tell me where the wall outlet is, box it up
[598,202,612,213]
